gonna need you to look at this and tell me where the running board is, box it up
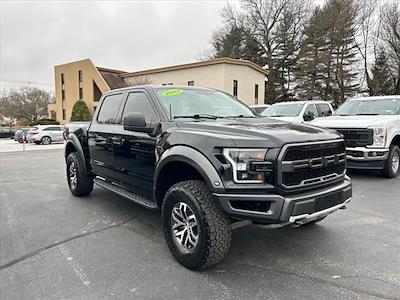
[94,177,158,210]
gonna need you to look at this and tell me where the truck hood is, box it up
[311,115,398,128]
[175,117,341,148]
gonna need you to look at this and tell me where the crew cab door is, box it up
[88,93,125,180]
[112,90,159,194]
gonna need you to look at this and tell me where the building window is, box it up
[93,81,102,102]
[255,84,259,104]
[79,87,83,99]
[62,90,65,101]
[188,81,194,86]
[233,80,238,97]
[61,73,64,85]
[62,109,66,120]
[78,70,83,82]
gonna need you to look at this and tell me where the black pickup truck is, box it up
[65,85,352,270]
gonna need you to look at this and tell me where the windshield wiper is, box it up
[223,114,256,118]
[173,114,220,120]
[355,113,379,116]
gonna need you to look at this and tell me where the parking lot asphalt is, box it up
[0,149,399,300]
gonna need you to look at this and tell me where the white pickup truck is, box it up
[312,96,400,178]
[261,100,334,123]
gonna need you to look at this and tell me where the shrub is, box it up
[70,100,91,121]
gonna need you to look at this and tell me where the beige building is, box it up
[51,58,267,123]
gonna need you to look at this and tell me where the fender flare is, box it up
[65,134,89,173]
[154,145,225,194]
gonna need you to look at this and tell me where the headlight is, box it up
[369,126,386,148]
[223,148,268,183]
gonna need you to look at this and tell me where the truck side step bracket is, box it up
[94,178,158,210]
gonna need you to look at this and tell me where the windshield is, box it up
[335,98,400,116]
[155,88,254,120]
[261,103,303,117]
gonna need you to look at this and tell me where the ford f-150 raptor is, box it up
[64,85,352,270]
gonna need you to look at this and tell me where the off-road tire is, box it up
[382,145,400,178]
[162,180,231,270]
[66,152,93,197]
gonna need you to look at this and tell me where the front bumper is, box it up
[213,177,352,225]
[346,147,388,169]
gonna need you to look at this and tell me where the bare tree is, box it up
[220,0,313,103]
[0,87,52,124]
[127,76,153,86]
[379,1,400,93]
[355,0,378,94]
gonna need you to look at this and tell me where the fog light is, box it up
[368,152,377,157]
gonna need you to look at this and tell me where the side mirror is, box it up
[303,111,315,121]
[123,112,155,134]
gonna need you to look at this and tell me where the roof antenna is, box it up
[169,104,172,120]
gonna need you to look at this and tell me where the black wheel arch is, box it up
[65,134,90,173]
[390,134,400,147]
[154,146,225,207]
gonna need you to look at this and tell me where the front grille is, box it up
[283,142,345,161]
[333,128,373,147]
[279,141,346,189]
[315,192,344,212]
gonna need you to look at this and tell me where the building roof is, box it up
[97,68,129,90]
[120,57,269,78]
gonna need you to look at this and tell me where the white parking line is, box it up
[58,244,90,287]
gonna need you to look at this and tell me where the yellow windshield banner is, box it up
[162,89,183,97]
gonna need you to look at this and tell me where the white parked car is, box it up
[261,100,334,123]
[312,96,400,178]
[26,125,65,145]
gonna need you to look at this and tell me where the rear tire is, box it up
[66,152,93,196]
[162,180,231,270]
[382,145,400,178]
[41,136,52,145]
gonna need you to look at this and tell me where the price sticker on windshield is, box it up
[162,89,183,97]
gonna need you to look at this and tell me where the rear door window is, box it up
[97,94,124,124]
[317,103,332,117]
[44,127,62,131]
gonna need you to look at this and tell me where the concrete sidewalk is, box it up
[0,139,65,153]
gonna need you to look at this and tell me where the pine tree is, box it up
[295,0,359,105]
[370,48,394,95]
[211,25,266,67]
[70,100,91,121]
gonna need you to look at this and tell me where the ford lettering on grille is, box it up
[279,141,346,189]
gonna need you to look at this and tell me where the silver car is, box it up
[27,125,64,145]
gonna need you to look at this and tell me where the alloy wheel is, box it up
[42,137,51,145]
[171,202,200,254]
[69,161,77,189]
[392,151,399,174]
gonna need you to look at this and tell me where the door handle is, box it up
[111,137,124,145]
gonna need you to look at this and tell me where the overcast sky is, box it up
[1,0,238,92]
